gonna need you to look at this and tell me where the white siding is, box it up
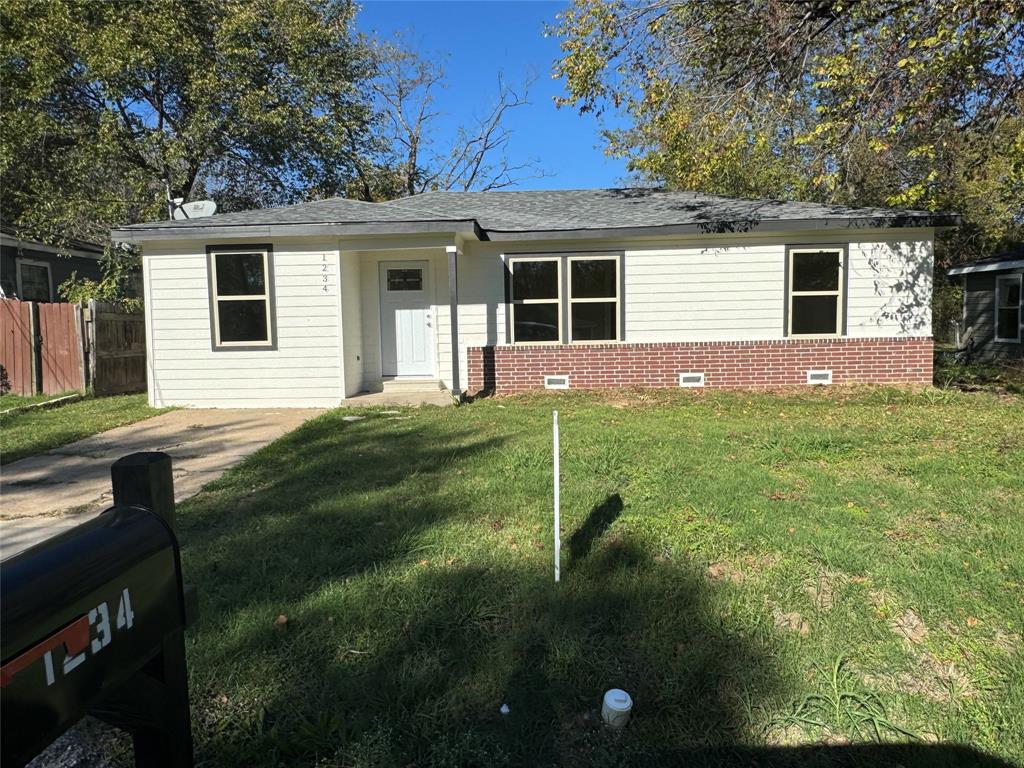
[452,246,505,388]
[623,243,785,342]
[144,239,343,408]
[846,238,932,336]
[339,251,364,397]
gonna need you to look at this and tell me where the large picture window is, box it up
[508,253,622,344]
[995,274,1022,343]
[787,248,844,336]
[209,247,274,347]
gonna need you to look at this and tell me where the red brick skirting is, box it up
[466,338,934,393]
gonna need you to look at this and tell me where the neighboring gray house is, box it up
[111,188,959,408]
[0,226,105,302]
[949,249,1024,360]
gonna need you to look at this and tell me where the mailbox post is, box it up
[1,451,198,768]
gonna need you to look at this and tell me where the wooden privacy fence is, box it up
[0,299,145,397]
[86,300,147,396]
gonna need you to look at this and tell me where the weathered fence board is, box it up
[88,301,147,396]
[0,299,144,397]
[0,300,33,395]
[37,302,84,394]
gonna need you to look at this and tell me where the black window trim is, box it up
[206,243,277,351]
[503,250,625,345]
[784,243,849,338]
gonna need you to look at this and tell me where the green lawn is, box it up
[178,388,1023,767]
[0,391,78,410]
[0,394,166,464]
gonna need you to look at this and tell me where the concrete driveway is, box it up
[1,408,323,559]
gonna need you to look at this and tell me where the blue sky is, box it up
[357,0,631,190]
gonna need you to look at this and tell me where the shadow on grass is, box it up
[175,410,1015,768]
[566,492,623,563]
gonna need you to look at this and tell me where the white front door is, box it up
[379,261,434,377]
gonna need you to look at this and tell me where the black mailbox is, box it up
[1,452,197,768]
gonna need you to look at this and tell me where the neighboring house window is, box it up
[995,274,1022,343]
[209,247,274,347]
[568,256,619,342]
[509,257,561,343]
[16,259,52,302]
[787,248,844,336]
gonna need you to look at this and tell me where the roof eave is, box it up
[948,259,1024,276]
[111,219,485,244]
[483,214,961,242]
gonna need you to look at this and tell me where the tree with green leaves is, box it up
[1,0,378,250]
[553,0,1024,268]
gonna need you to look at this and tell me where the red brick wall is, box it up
[467,338,933,393]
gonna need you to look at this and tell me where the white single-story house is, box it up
[110,188,959,408]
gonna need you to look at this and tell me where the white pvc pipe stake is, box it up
[554,410,560,583]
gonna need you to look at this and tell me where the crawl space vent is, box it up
[806,369,833,385]
[678,372,705,388]
[544,375,570,390]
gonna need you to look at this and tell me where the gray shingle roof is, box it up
[112,188,960,242]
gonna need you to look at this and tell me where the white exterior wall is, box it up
[143,239,344,408]
[618,234,933,342]
[339,251,364,397]
[140,228,933,406]
[846,237,932,337]
[452,245,506,388]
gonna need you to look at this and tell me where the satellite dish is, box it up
[172,200,218,220]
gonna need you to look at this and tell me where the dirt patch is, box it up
[891,608,929,645]
[864,652,975,703]
[707,561,745,584]
[764,488,802,501]
[993,629,1022,654]
[803,570,847,612]
[773,608,810,636]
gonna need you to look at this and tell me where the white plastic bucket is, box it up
[601,688,633,728]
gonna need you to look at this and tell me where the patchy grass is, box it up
[0,394,166,464]
[178,388,1023,767]
[934,356,1024,395]
[0,391,78,410]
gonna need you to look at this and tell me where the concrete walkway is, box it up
[1,408,323,559]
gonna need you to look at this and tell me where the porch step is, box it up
[379,377,444,394]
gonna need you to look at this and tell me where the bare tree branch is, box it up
[370,39,548,197]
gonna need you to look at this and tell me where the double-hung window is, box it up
[995,274,1022,343]
[509,257,561,343]
[568,256,619,342]
[209,247,274,348]
[508,253,622,344]
[787,248,844,336]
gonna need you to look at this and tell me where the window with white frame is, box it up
[509,257,561,343]
[210,248,274,347]
[995,274,1022,342]
[16,259,52,302]
[569,256,619,341]
[787,248,844,336]
[508,254,621,344]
